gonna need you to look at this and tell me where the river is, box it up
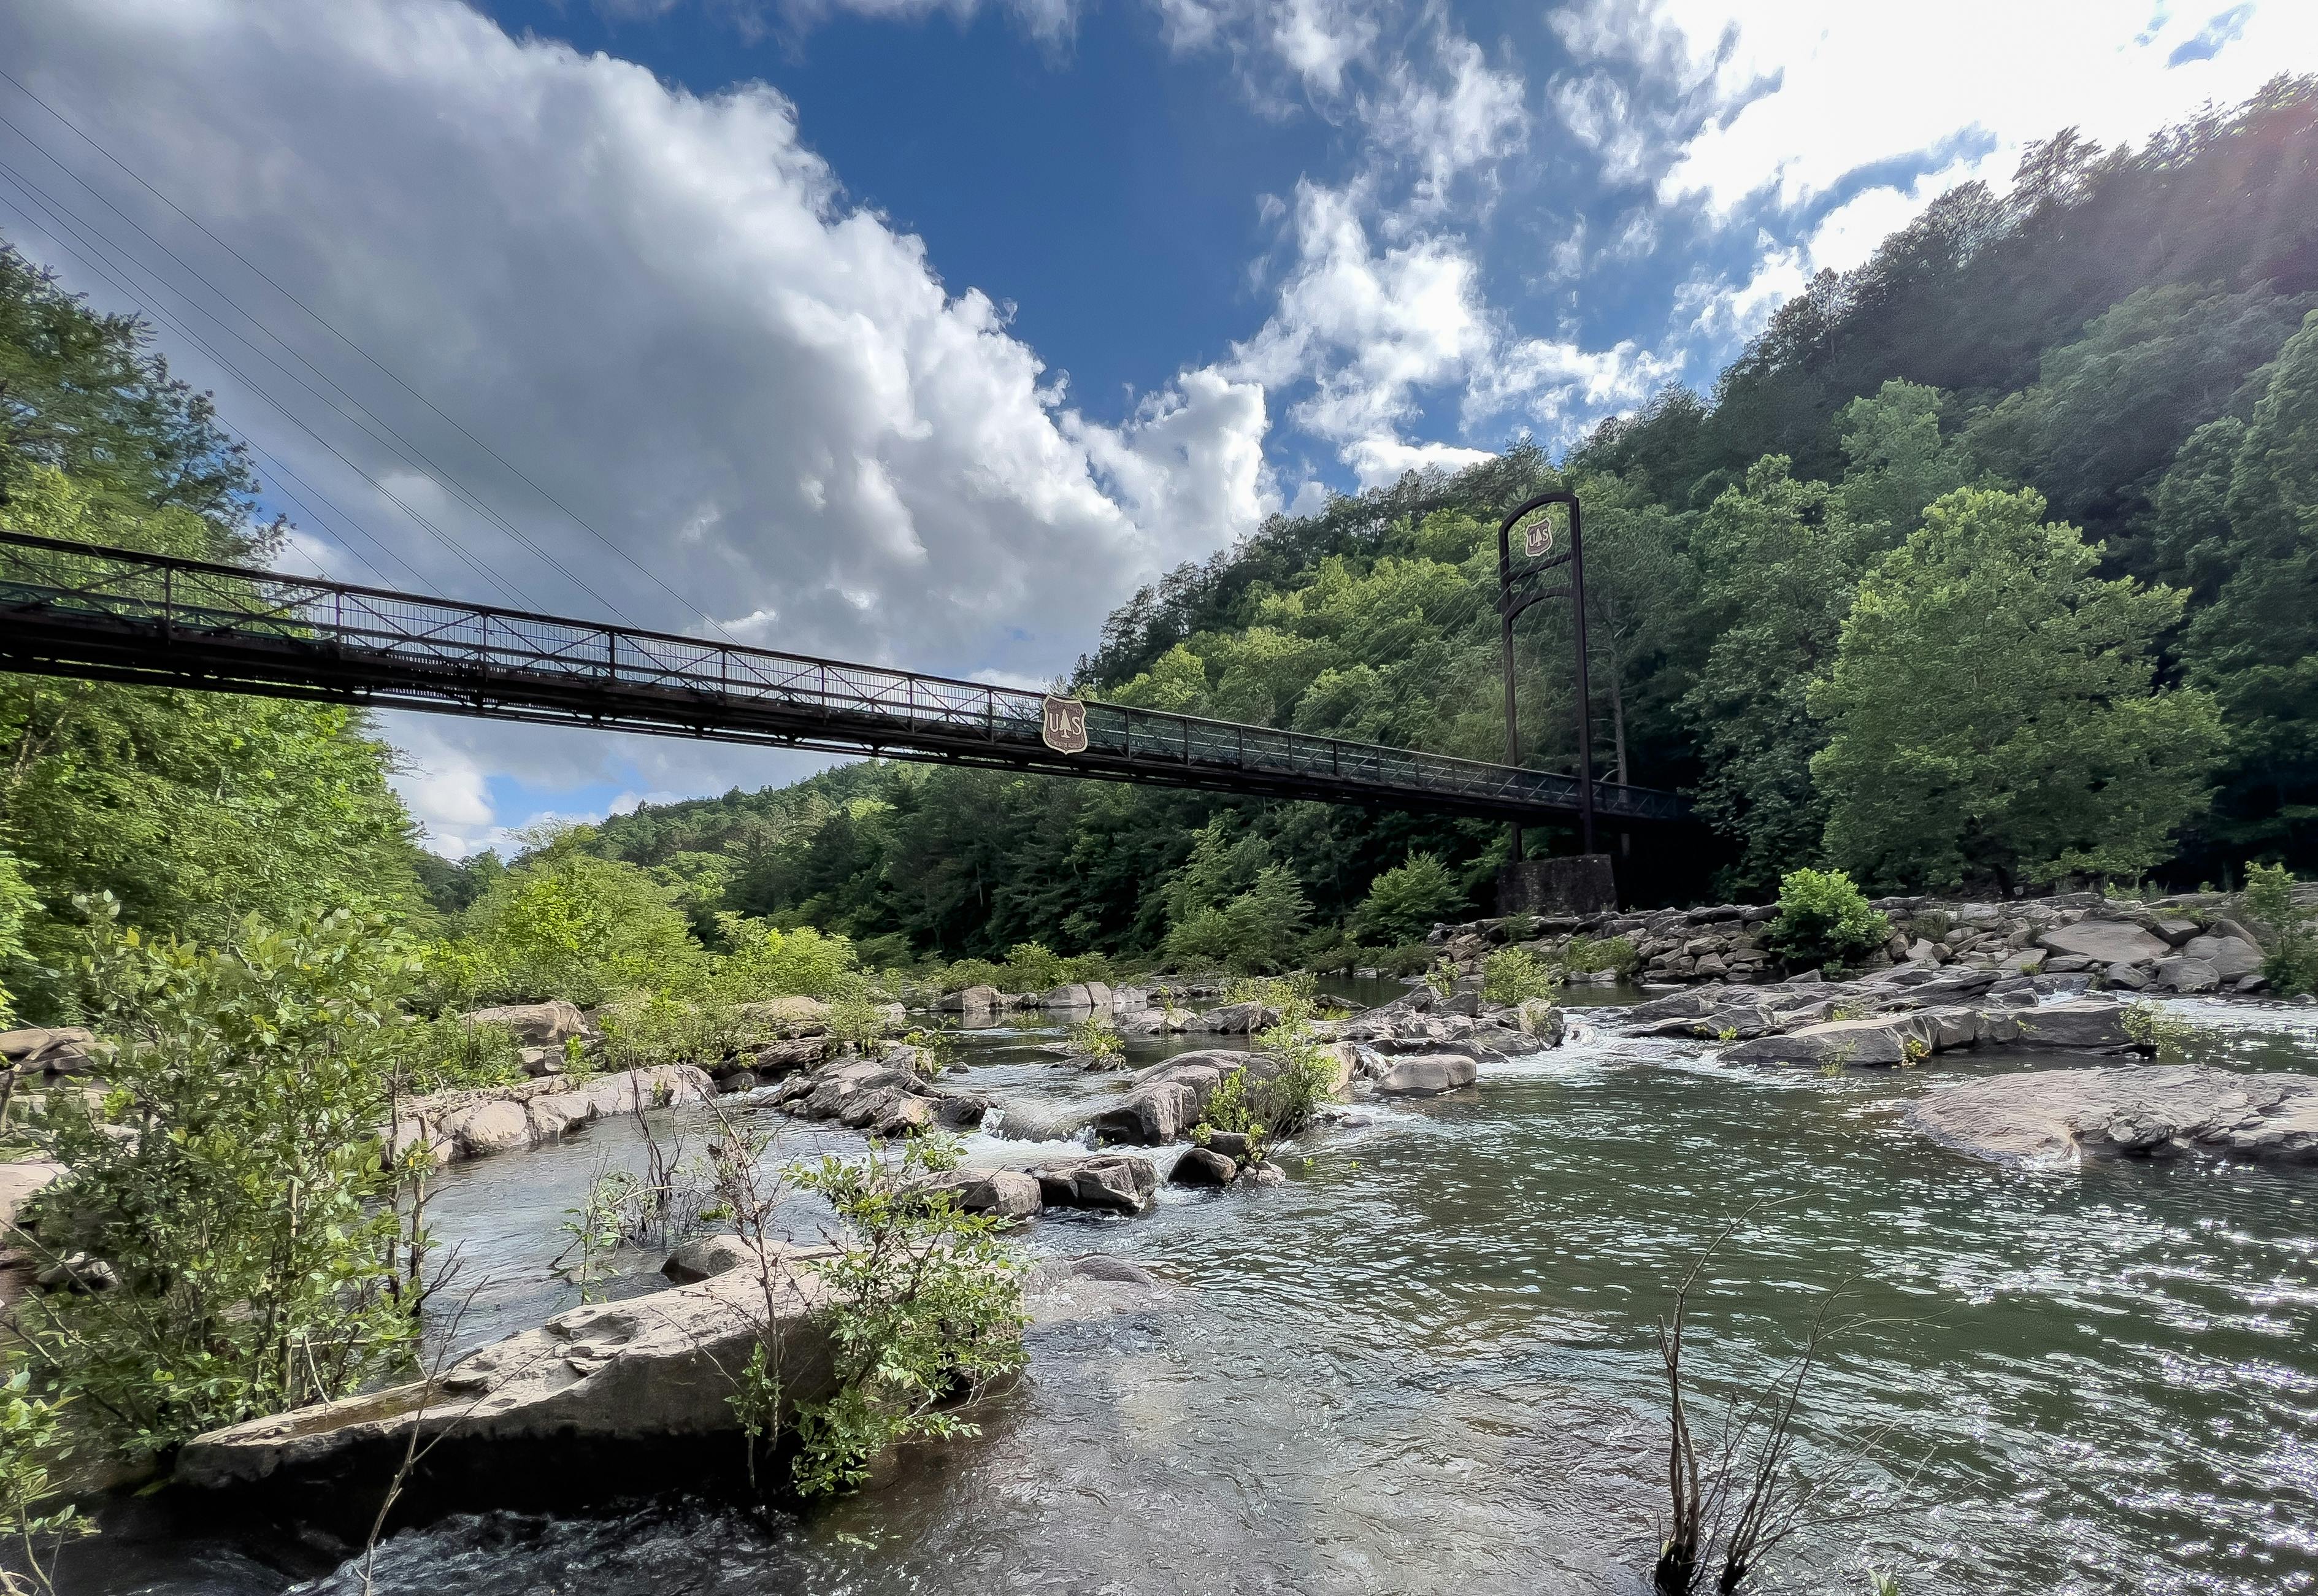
[66,989,2318,1595]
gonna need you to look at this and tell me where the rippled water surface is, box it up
[72,994,2318,1595]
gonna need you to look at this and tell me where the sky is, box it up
[1,0,2312,856]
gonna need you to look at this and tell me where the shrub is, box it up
[1161,867,1312,974]
[1563,934,1640,978]
[715,918,863,1000]
[597,991,756,1074]
[1903,909,1954,944]
[783,1137,1027,1496]
[2243,862,2317,997]
[1352,851,1463,943]
[2122,999,2195,1055]
[0,1365,90,1586]
[1423,956,1460,997]
[17,900,425,1459]
[1001,942,1065,994]
[1497,911,1540,943]
[1375,943,1433,978]
[1299,926,1364,973]
[824,990,891,1053]
[450,832,707,1007]
[397,1016,526,1093]
[1064,1016,1123,1062]
[932,958,1008,994]
[1482,948,1561,1005]
[1763,869,1892,970]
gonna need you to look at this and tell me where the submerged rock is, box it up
[1909,1065,2318,1165]
[392,1066,716,1165]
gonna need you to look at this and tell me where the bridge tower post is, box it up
[1495,489,1611,912]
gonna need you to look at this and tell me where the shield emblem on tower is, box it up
[1041,694,1088,753]
[1522,515,1557,560]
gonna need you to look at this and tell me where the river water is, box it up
[69,989,2318,1595]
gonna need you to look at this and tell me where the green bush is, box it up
[1064,1016,1123,1062]
[931,958,1008,994]
[1763,869,1892,970]
[1562,934,1640,978]
[397,1015,526,1094]
[1375,943,1434,978]
[443,830,707,1008]
[781,1137,1027,1496]
[18,900,424,1459]
[1352,851,1463,943]
[2243,862,2317,997]
[1481,947,1561,1004]
[597,992,757,1073]
[824,990,891,1053]
[715,917,863,1000]
[1161,867,1311,974]
[1497,911,1540,943]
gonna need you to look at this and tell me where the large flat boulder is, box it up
[911,1167,1044,1220]
[1910,1065,2318,1165]
[2014,997,2135,1050]
[1723,1015,1933,1068]
[0,1161,64,1234]
[175,1264,839,1516]
[2038,921,2169,966]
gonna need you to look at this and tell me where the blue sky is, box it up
[1,0,2311,853]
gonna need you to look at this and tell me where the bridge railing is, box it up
[0,530,1687,824]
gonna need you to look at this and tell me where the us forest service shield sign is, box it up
[1042,694,1089,754]
[1522,516,1557,559]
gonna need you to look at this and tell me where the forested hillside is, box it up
[560,82,2318,962]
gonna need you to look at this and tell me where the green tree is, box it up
[1831,379,1974,542]
[2184,309,2318,864]
[445,826,705,1007]
[0,474,424,1021]
[1679,458,1867,892]
[1811,486,2222,889]
[1351,850,1463,942]
[17,902,423,1457]
[0,851,33,1026]
[1162,865,1312,973]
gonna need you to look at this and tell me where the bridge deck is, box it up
[0,531,1688,828]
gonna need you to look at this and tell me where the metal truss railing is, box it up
[0,530,1689,827]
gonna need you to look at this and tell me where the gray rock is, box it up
[0,1161,64,1235]
[2013,997,2136,1050]
[913,1167,1043,1220]
[2154,957,2220,994]
[1065,1254,1159,1284]
[1201,1130,1256,1160]
[1375,1053,1478,1094]
[0,1026,99,1073]
[1236,1162,1288,1187]
[177,1266,840,1497]
[1516,999,1565,1046]
[2181,934,2263,981]
[1909,1065,2318,1165]
[661,1233,756,1283]
[1190,1002,1280,1034]
[714,1069,760,1094]
[935,985,1004,1013]
[2038,921,2170,966]
[1169,1147,1238,1186]
[752,1035,829,1072]
[1723,1015,1931,1068]
[1030,1154,1159,1215]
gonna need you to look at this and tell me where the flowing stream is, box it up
[66,989,2318,1595]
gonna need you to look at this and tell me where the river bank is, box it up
[47,984,2318,1596]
